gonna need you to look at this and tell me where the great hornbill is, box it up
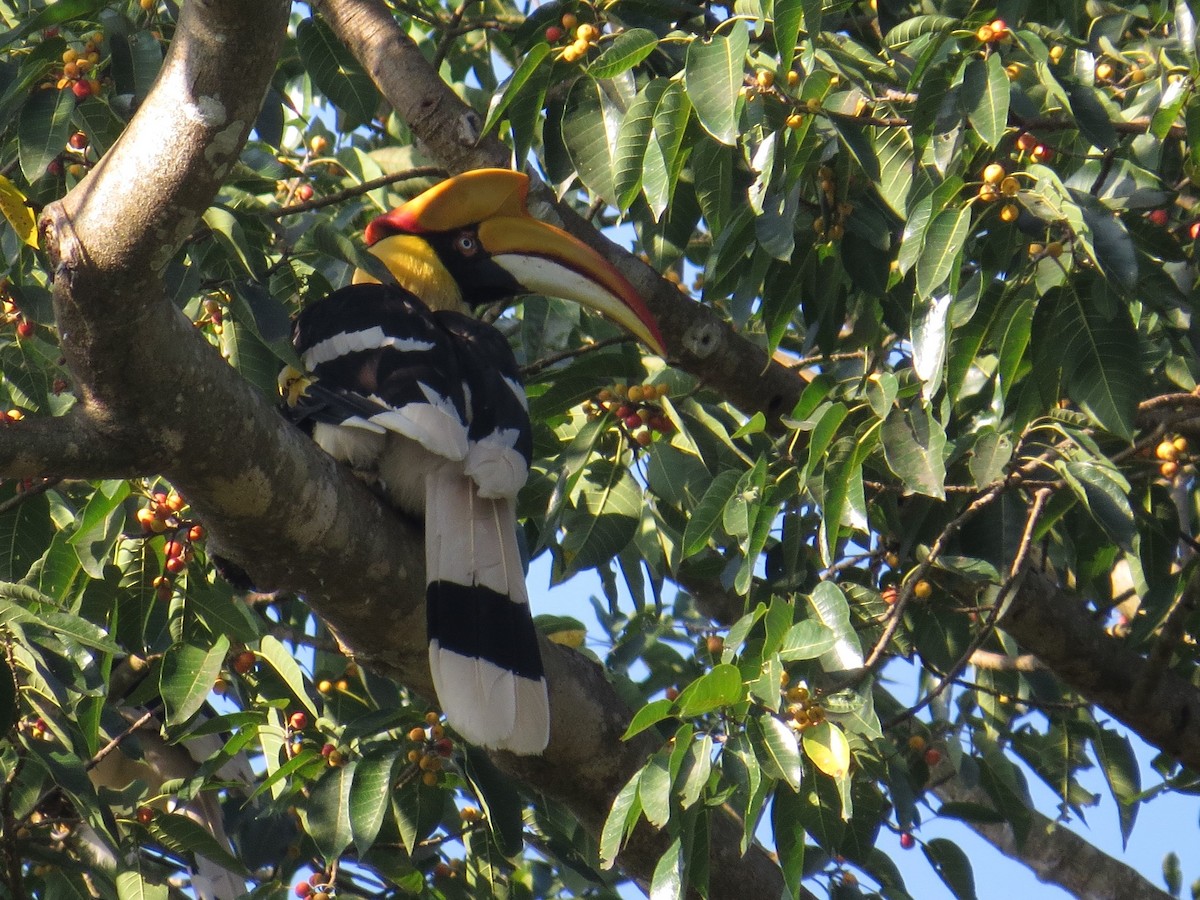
[284,169,664,755]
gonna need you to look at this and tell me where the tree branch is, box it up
[0,406,152,479]
[932,775,1172,900]
[1000,571,1200,773]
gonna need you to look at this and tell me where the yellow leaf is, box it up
[802,720,851,779]
[0,176,37,248]
[547,628,586,648]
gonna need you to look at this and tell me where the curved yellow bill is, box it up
[477,216,665,356]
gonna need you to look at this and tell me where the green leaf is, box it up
[960,54,1010,147]
[614,79,670,209]
[115,871,168,900]
[916,204,971,300]
[462,746,525,858]
[1092,727,1140,846]
[18,87,73,183]
[678,734,713,809]
[828,116,881,183]
[779,620,836,660]
[259,634,318,717]
[685,25,749,145]
[484,43,552,135]
[649,835,685,900]
[1057,460,1135,551]
[882,402,948,499]
[590,29,659,79]
[639,752,672,828]
[758,714,803,790]
[147,811,248,876]
[158,636,229,729]
[305,761,355,861]
[560,462,641,575]
[562,76,624,205]
[644,81,691,219]
[774,0,805,73]
[1065,80,1118,150]
[599,770,642,868]
[682,469,741,556]
[295,18,379,129]
[350,751,397,855]
[922,838,978,900]
[674,663,744,716]
[623,698,674,739]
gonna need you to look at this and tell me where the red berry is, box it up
[71,79,92,99]
[545,25,563,41]
[320,743,336,757]
[624,414,642,429]
[309,872,329,886]
[295,183,314,202]
[434,737,454,757]
[164,557,185,573]
[68,131,88,150]
[47,158,63,176]
[15,320,33,338]
[188,524,205,541]
[232,650,256,674]
[136,806,155,825]
[924,747,943,766]
[1149,209,1169,226]
[294,882,312,898]
[615,405,633,419]
[1190,221,1200,241]
[899,832,915,849]
[289,711,308,730]
[164,539,183,559]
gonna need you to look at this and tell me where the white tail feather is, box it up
[425,466,549,753]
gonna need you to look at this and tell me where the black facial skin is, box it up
[422,228,526,307]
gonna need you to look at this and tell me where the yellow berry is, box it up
[786,70,800,87]
[1156,441,1179,461]
[1000,175,1020,197]
[756,69,775,89]
[907,734,927,751]
[317,679,333,693]
[561,44,582,63]
[1129,66,1145,84]
[1096,62,1114,81]
[982,163,1005,184]
[978,183,999,202]
[786,113,804,128]
[1028,242,1044,256]
[139,0,154,9]
[63,49,78,64]
[1173,436,1189,453]
[576,23,598,42]
[913,579,933,600]
[999,203,1019,223]
[1049,45,1064,62]
[976,25,995,43]
[627,385,644,403]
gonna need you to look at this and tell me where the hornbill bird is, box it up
[284,169,664,754]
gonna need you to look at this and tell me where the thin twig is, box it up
[433,1,473,70]
[269,166,447,218]
[520,335,635,377]
[85,709,157,773]
[0,478,61,516]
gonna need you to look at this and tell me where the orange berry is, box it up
[907,734,927,751]
[999,203,1019,223]
[295,183,314,202]
[706,635,724,654]
[1156,441,1179,461]
[561,12,578,29]
[408,726,427,742]
[1161,461,1179,478]
[977,183,999,202]
[1016,132,1037,152]
[636,430,652,447]
[422,771,439,787]
[989,19,1008,38]
[976,24,994,43]
[164,556,185,574]
[913,579,933,599]
[187,524,205,541]
[881,585,898,605]
[982,163,1005,184]
[136,508,158,531]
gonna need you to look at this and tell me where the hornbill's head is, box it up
[353,169,666,355]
